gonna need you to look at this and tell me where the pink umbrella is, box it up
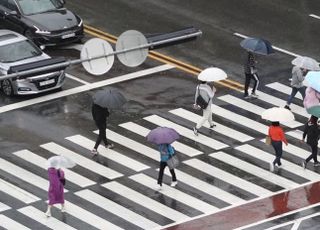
[146,127,179,144]
[304,87,320,117]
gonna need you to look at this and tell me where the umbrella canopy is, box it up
[47,155,76,169]
[291,56,320,71]
[197,67,227,82]
[261,107,295,122]
[146,127,179,144]
[240,37,274,55]
[93,88,127,109]
[304,71,320,92]
[306,106,320,118]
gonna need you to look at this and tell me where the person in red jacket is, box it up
[268,121,288,172]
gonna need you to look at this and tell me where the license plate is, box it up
[62,33,75,39]
[39,79,55,86]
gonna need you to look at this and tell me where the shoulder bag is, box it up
[196,86,209,109]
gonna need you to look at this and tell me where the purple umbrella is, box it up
[146,127,179,144]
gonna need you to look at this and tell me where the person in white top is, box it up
[193,81,216,136]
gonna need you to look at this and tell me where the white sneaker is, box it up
[61,207,66,212]
[170,181,178,187]
[45,210,51,217]
[91,149,98,155]
[251,93,259,98]
[193,127,198,136]
[106,143,114,149]
[269,162,274,172]
[156,184,162,190]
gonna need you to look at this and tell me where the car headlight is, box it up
[78,18,83,27]
[34,26,51,34]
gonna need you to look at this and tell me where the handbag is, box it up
[167,154,179,169]
[265,136,271,145]
[196,86,209,109]
[57,170,66,186]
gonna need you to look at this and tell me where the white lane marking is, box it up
[75,189,160,229]
[209,152,298,189]
[236,144,320,181]
[233,32,299,57]
[102,181,189,221]
[0,202,10,212]
[211,104,268,135]
[41,142,123,180]
[0,214,31,230]
[13,149,95,188]
[0,178,40,204]
[0,158,50,191]
[309,14,320,20]
[266,82,303,100]
[170,108,253,142]
[63,200,124,230]
[130,173,219,213]
[119,121,203,157]
[0,64,174,114]
[105,128,159,161]
[144,115,228,150]
[218,95,302,128]
[162,168,245,205]
[67,134,149,171]
[18,206,77,230]
[65,73,90,85]
[255,90,309,118]
[235,204,320,230]
[184,158,272,197]
[260,138,311,160]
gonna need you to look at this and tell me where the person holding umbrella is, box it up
[91,88,127,154]
[243,51,259,99]
[146,127,179,190]
[284,65,307,110]
[302,115,320,168]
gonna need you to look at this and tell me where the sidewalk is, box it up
[163,181,320,230]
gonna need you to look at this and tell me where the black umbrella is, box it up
[240,37,274,55]
[93,88,127,109]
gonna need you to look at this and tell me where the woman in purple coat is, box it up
[45,167,65,217]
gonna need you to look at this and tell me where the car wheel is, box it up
[1,79,14,96]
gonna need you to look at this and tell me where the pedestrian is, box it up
[157,143,177,190]
[302,115,320,168]
[45,167,65,217]
[268,121,288,172]
[284,66,307,110]
[243,51,259,99]
[193,81,216,136]
[91,103,114,154]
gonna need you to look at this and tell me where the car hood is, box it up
[26,9,79,31]
[0,54,49,72]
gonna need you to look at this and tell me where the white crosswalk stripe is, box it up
[2,81,320,229]
[266,82,303,100]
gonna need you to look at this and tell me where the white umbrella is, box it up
[291,56,320,71]
[197,67,227,82]
[47,155,76,169]
[261,107,295,122]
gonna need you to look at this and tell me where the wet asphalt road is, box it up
[1,1,320,229]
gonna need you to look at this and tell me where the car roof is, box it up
[0,30,27,46]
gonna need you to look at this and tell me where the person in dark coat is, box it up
[302,115,320,168]
[243,51,259,99]
[157,143,177,190]
[91,103,114,154]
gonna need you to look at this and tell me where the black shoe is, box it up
[284,105,291,110]
[209,124,216,129]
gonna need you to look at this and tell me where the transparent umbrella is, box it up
[47,155,76,169]
[292,56,320,71]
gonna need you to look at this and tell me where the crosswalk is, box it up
[0,81,317,230]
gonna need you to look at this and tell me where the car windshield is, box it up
[0,40,42,63]
[17,0,63,15]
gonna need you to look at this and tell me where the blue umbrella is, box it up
[304,71,320,92]
[240,37,275,55]
[146,127,179,144]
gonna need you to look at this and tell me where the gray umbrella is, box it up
[240,37,274,55]
[93,88,127,109]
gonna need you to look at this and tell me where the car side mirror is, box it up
[8,11,19,17]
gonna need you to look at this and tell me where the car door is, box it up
[0,0,24,33]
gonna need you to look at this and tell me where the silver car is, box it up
[0,29,65,96]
